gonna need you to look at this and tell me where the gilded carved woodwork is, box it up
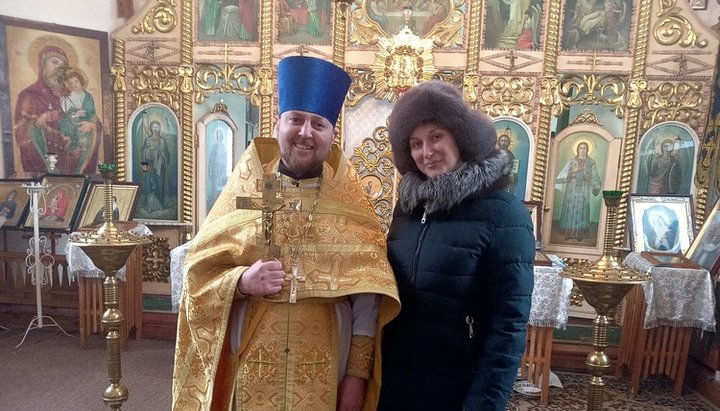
[615,0,653,249]
[131,0,178,35]
[345,68,375,107]
[462,73,479,105]
[349,126,396,235]
[530,0,562,204]
[179,0,194,227]
[130,66,182,111]
[627,79,647,109]
[372,28,437,102]
[642,81,704,132]
[258,0,274,142]
[569,109,602,126]
[112,39,129,183]
[193,64,260,104]
[555,74,627,119]
[332,0,350,144]
[478,77,536,124]
[654,0,708,48]
[104,0,720,280]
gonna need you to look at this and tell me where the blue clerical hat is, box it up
[277,56,351,126]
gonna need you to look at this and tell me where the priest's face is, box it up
[276,110,334,178]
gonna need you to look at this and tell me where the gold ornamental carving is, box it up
[626,78,647,109]
[345,68,375,107]
[112,40,128,182]
[539,76,558,107]
[178,65,194,94]
[555,74,627,118]
[372,28,437,102]
[130,66,181,111]
[642,81,704,132]
[463,73,479,104]
[654,0,708,48]
[478,77,535,124]
[349,126,397,235]
[193,64,260,105]
[569,108,602,126]
[131,0,177,35]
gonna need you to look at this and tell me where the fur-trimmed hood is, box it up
[397,150,513,214]
[389,80,498,175]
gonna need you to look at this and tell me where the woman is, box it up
[378,80,535,410]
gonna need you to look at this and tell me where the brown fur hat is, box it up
[389,80,498,175]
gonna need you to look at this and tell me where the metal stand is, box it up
[70,164,151,410]
[16,182,72,348]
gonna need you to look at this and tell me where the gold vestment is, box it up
[172,138,400,411]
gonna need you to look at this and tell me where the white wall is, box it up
[0,0,149,32]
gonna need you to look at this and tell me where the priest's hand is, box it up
[238,259,286,296]
[337,375,366,411]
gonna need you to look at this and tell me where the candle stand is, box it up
[69,164,149,410]
[560,191,651,410]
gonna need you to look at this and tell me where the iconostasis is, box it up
[109,0,720,268]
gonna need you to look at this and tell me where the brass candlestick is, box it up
[69,163,150,410]
[561,191,651,411]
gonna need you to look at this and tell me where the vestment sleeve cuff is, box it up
[234,266,250,299]
[345,334,374,380]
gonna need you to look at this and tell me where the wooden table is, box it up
[615,253,716,395]
[520,264,573,405]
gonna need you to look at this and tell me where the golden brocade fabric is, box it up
[172,138,400,411]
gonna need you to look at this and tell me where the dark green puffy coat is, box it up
[379,188,535,411]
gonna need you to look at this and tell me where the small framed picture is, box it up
[685,199,720,276]
[629,194,694,254]
[22,174,88,232]
[534,250,553,266]
[640,251,700,269]
[76,182,140,228]
[0,179,34,229]
[524,200,543,247]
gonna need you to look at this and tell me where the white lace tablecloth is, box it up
[624,252,716,332]
[529,264,574,329]
[170,242,191,312]
[65,224,153,282]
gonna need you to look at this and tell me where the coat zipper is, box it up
[465,316,475,339]
[411,209,430,288]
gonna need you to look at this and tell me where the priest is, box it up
[172,56,400,411]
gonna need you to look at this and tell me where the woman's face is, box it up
[408,123,461,179]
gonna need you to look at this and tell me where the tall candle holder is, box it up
[69,163,149,410]
[16,182,72,348]
[560,191,651,410]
